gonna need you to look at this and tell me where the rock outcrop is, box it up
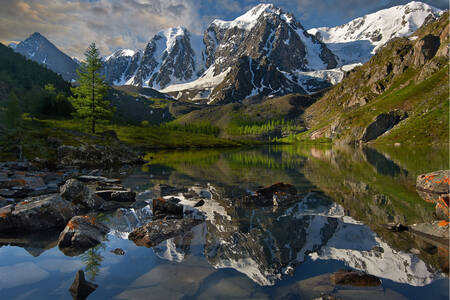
[361,110,407,142]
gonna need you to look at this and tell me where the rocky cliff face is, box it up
[13,32,79,82]
[209,56,306,104]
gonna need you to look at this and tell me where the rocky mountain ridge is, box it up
[8,2,444,105]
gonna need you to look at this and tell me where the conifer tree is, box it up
[69,43,113,133]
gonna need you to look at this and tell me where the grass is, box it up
[40,118,253,150]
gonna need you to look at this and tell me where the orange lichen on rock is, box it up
[438,220,449,227]
[81,215,97,225]
[66,220,77,230]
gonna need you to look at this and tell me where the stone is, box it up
[152,197,184,219]
[0,194,77,233]
[409,221,449,249]
[416,170,450,202]
[330,269,381,287]
[435,194,449,221]
[58,216,109,256]
[384,222,408,232]
[69,270,98,300]
[111,248,125,255]
[240,182,299,207]
[194,199,205,207]
[96,190,136,203]
[129,219,203,247]
[60,179,104,210]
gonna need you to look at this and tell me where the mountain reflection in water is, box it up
[0,145,448,300]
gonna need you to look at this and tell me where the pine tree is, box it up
[69,43,113,134]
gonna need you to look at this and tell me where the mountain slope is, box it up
[13,32,79,82]
[300,11,449,145]
[308,1,443,65]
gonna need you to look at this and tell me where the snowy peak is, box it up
[14,32,79,81]
[308,1,442,65]
[105,49,137,62]
[212,3,290,31]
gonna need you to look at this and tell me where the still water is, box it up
[0,145,448,299]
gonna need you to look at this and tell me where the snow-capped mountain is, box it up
[13,32,79,82]
[308,1,443,66]
[110,27,205,89]
[204,4,336,75]
[104,4,338,103]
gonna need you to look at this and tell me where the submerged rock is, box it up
[60,179,104,210]
[69,270,98,300]
[129,219,203,247]
[111,248,125,255]
[330,269,381,287]
[58,216,109,256]
[239,182,300,207]
[152,197,184,219]
[0,194,77,233]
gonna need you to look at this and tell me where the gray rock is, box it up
[0,194,77,233]
[416,170,450,200]
[409,221,449,249]
[60,179,104,210]
[58,216,109,256]
[129,219,203,247]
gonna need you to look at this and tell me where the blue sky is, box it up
[0,0,447,58]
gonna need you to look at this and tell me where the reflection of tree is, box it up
[80,241,106,281]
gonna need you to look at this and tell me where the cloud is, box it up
[0,0,447,58]
[0,0,203,58]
